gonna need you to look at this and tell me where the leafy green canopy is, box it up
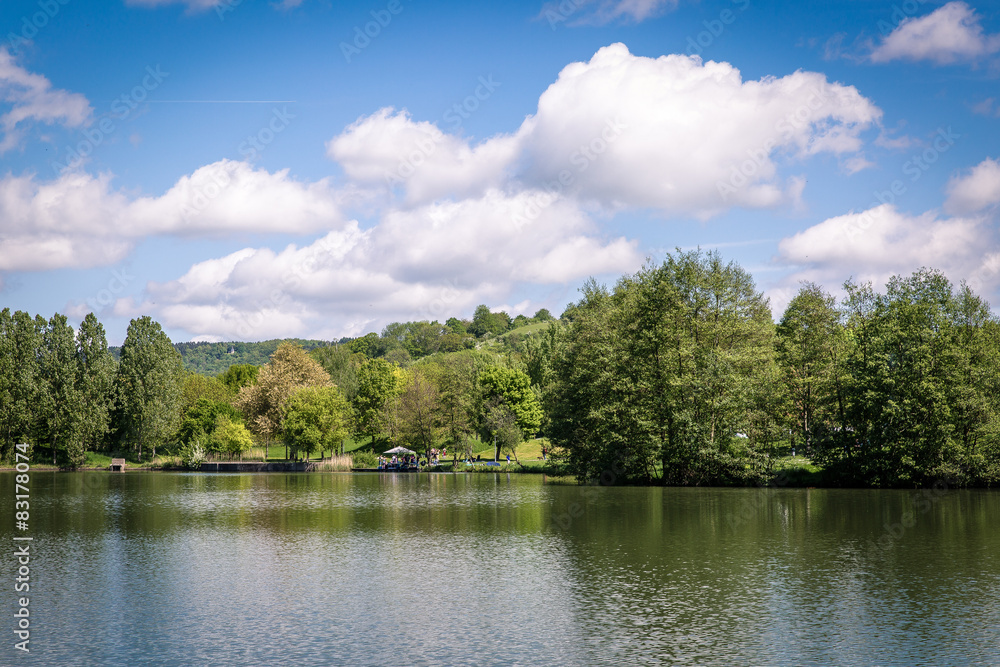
[548,250,778,485]
[283,386,351,459]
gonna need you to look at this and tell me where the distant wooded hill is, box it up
[111,339,345,375]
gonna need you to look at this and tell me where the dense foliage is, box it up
[3,251,1000,486]
[146,339,333,375]
[548,252,779,485]
[547,253,1000,487]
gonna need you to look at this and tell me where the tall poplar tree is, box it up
[113,316,184,461]
[75,314,116,460]
[0,310,43,462]
[37,314,83,465]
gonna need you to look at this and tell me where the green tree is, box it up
[477,365,543,443]
[352,357,406,448]
[403,321,447,359]
[776,283,848,459]
[283,385,352,460]
[468,305,511,337]
[484,401,523,462]
[532,308,554,322]
[438,332,471,353]
[309,345,360,400]
[180,373,232,417]
[75,313,116,459]
[212,415,255,461]
[113,316,184,461]
[178,398,244,446]
[841,270,996,486]
[426,351,479,459]
[397,370,441,459]
[235,342,331,457]
[523,322,565,400]
[547,281,630,481]
[0,310,42,462]
[348,332,383,358]
[549,251,778,485]
[37,314,84,466]
[950,286,1000,484]
[218,364,259,393]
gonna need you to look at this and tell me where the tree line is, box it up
[3,249,999,486]
[0,309,545,468]
[547,251,1000,487]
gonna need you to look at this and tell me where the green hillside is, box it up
[174,339,339,375]
[112,338,341,375]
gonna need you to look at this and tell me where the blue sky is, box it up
[1,0,999,344]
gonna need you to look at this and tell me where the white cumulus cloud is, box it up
[871,2,1000,64]
[126,190,643,340]
[771,203,999,314]
[328,44,882,219]
[0,160,352,271]
[945,157,1000,215]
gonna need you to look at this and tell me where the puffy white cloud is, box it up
[0,48,92,153]
[0,160,351,270]
[127,190,643,340]
[327,44,882,219]
[870,2,1000,64]
[778,204,981,271]
[771,203,999,313]
[516,44,880,216]
[945,157,1000,215]
[326,108,519,205]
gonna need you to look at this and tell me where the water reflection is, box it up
[1,473,998,666]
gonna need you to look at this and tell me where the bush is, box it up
[351,450,378,468]
[180,442,207,469]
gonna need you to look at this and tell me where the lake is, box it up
[3,472,1000,666]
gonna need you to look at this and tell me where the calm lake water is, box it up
[3,471,1000,666]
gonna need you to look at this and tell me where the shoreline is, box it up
[3,464,998,489]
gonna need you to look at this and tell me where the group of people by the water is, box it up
[377,454,420,470]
